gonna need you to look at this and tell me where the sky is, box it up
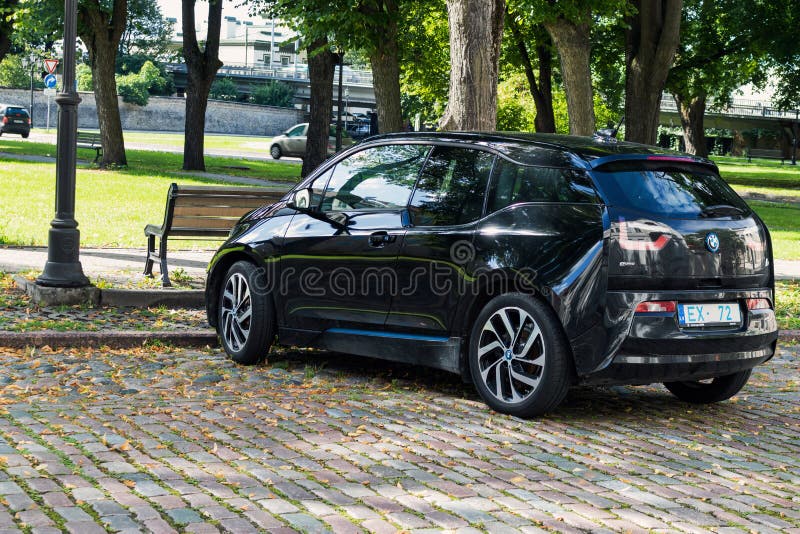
[157,0,264,26]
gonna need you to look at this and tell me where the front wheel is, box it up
[663,369,752,404]
[270,144,282,159]
[469,293,571,418]
[217,261,274,364]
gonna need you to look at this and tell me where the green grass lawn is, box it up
[776,281,800,330]
[0,137,300,183]
[715,156,800,191]
[0,159,289,248]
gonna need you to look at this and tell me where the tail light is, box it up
[28,117,31,125]
[635,301,677,313]
[746,298,771,310]
[2,116,7,124]
[618,220,672,251]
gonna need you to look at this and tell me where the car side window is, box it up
[287,125,306,137]
[304,167,335,209]
[409,146,495,226]
[321,144,429,212]
[488,159,599,212]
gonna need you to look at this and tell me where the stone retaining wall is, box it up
[0,88,303,135]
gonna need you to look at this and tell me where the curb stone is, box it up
[14,275,204,308]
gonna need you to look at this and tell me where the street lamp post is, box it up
[36,0,90,288]
[21,53,36,128]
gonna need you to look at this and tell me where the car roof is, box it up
[364,131,712,169]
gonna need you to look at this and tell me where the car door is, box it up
[280,143,430,332]
[285,123,308,156]
[387,145,495,336]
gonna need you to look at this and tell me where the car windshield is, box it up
[594,167,750,218]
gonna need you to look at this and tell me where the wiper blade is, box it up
[700,204,745,217]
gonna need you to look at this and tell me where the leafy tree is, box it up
[439,0,505,131]
[398,0,449,124]
[78,0,129,167]
[503,7,555,132]
[251,80,294,107]
[623,0,682,144]
[507,0,630,136]
[0,0,19,64]
[0,54,30,87]
[181,0,223,171]
[119,0,174,61]
[666,0,769,156]
[209,77,239,101]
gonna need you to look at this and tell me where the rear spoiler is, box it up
[589,154,719,173]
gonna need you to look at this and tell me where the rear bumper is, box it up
[582,288,778,385]
[1,124,29,134]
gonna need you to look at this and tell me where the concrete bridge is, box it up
[166,63,377,112]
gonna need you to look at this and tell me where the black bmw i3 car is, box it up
[205,132,777,417]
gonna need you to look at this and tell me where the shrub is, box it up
[250,80,295,107]
[115,60,169,106]
[209,77,239,101]
[0,55,32,89]
[77,64,93,91]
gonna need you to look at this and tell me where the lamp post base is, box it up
[35,227,91,288]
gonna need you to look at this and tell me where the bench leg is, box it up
[158,236,171,287]
[94,148,102,164]
[144,234,156,276]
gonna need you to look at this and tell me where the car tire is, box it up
[22,132,29,139]
[469,293,571,417]
[217,260,274,365]
[270,144,282,159]
[663,369,752,404]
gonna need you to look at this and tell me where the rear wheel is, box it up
[270,144,282,159]
[469,293,571,418]
[22,132,29,138]
[663,370,752,404]
[218,261,274,364]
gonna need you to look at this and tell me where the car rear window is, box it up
[594,167,750,218]
[5,107,28,116]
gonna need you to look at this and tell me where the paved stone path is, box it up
[0,343,798,533]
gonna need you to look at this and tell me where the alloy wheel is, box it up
[476,306,546,404]
[220,272,253,352]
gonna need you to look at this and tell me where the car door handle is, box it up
[368,232,396,247]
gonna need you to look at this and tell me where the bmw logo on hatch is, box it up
[705,232,720,253]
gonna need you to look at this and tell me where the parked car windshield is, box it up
[595,167,750,218]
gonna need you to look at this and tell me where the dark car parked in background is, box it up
[0,104,31,138]
[206,132,778,417]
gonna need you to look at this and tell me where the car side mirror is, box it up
[287,188,312,211]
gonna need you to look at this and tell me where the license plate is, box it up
[13,119,24,123]
[678,302,741,327]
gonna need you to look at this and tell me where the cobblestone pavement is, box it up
[0,275,208,333]
[0,343,798,533]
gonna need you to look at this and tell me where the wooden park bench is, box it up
[747,148,785,164]
[144,183,286,286]
[76,131,103,163]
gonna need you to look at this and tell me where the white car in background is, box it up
[269,123,354,159]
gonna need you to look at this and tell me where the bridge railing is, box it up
[661,93,800,120]
[166,63,374,86]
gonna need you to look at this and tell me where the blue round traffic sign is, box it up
[44,73,57,89]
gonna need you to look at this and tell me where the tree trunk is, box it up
[505,14,555,133]
[544,17,594,136]
[440,0,504,131]
[78,0,127,167]
[624,0,682,145]
[674,93,708,157]
[181,0,223,171]
[302,38,335,178]
[369,24,403,132]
